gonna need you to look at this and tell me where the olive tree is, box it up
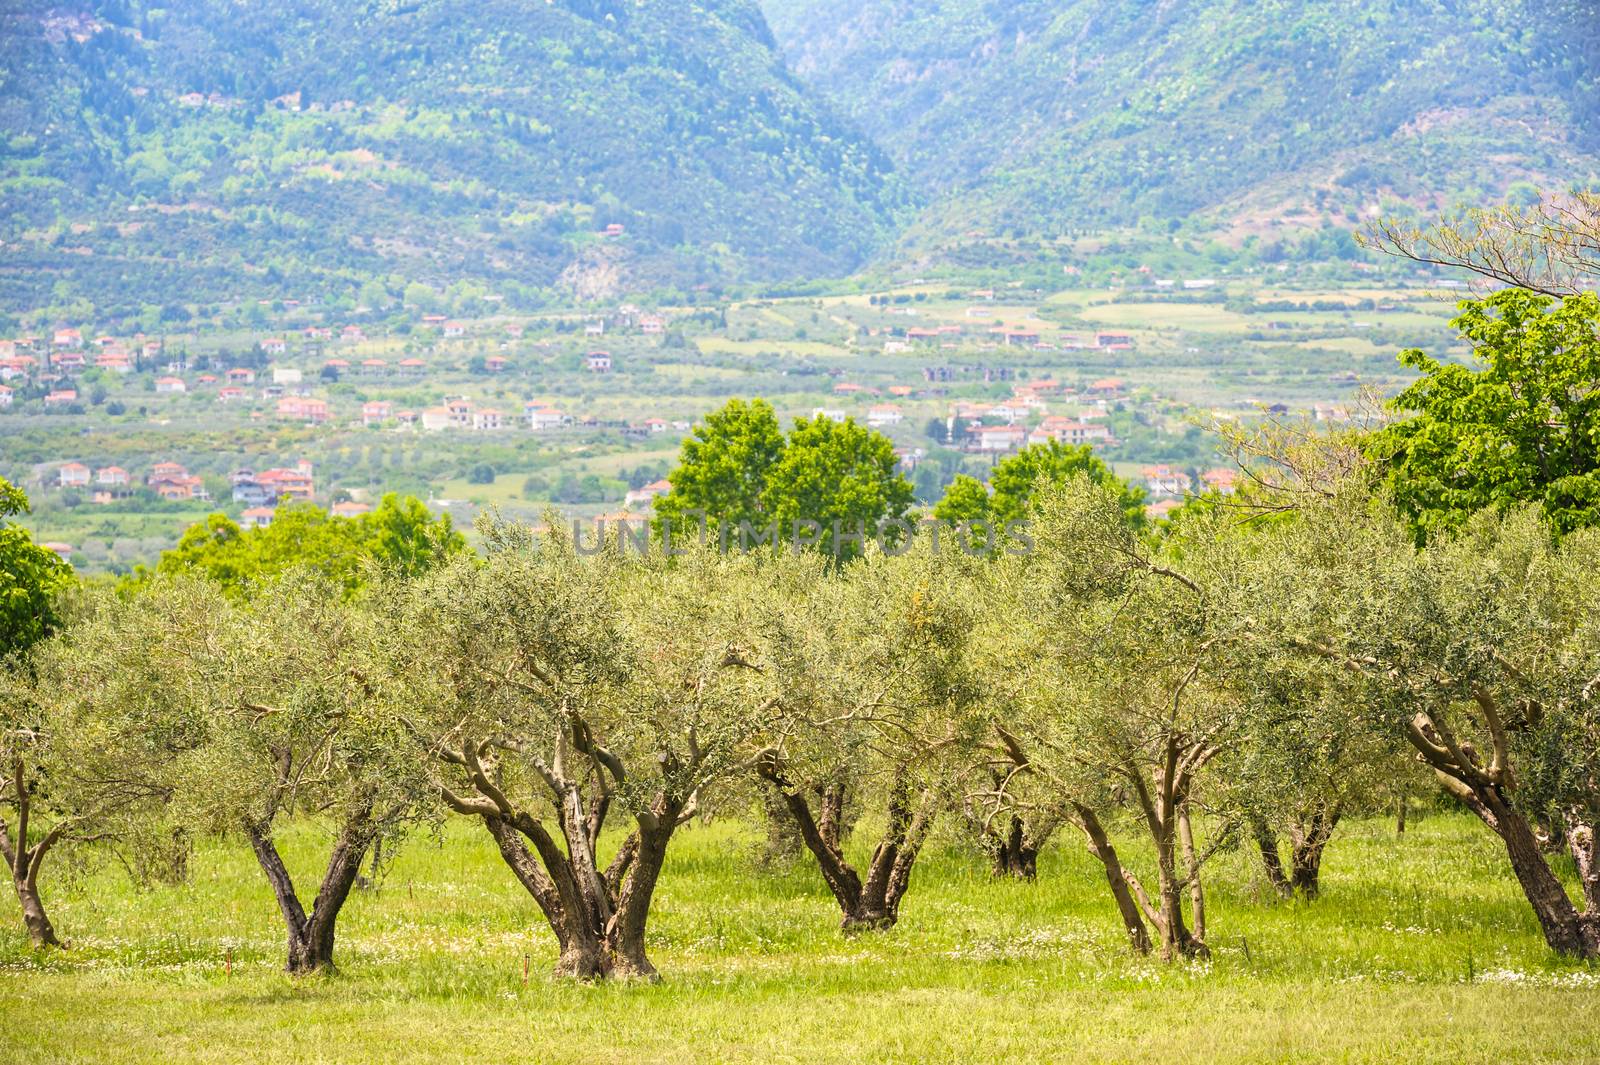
[154,572,424,974]
[988,477,1248,959]
[1264,489,1600,957]
[401,522,773,980]
[1221,652,1407,900]
[0,585,195,949]
[758,545,986,932]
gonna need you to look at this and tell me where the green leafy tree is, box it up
[654,399,786,545]
[142,572,427,973]
[140,495,463,596]
[1372,290,1600,539]
[1,478,72,657]
[758,545,986,932]
[760,415,914,556]
[933,441,1146,530]
[655,402,912,557]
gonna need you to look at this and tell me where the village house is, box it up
[44,389,78,407]
[867,404,904,428]
[1146,499,1184,523]
[276,397,330,424]
[324,359,350,375]
[258,463,315,502]
[217,386,247,404]
[95,466,130,487]
[0,385,11,407]
[422,314,448,328]
[1087,378,1126,398]
[811,407,847,424]
[399,358,426,377]
[53,351,86,374]
[148,461,187,484]
[624,479,672,510]
[272,367,303,386]
[361,401,392,427]
[641,417,669,435]
[226,367,256,385]
[640,315,666,336]
[485,356,509,373]
[1143,465,1192,498]
[986,402,1027,422]
[341,325,366,342]
[525,404,567,432]
[586,351,613,373]
[331,501,371,518]
[975,424,1027,452]
[1096,333,1134,351]
[242,506,275,529]
[443,321,466,338]
[1031,417,1113,447]
[360,359,388,374]
[155,376,187,394]
[261,338,287,356]
[232,476,271,506]
[144,461,209,501]
[53,328,82,348]
[446,399,472,429]
[420,407,452,432]
[472,408,505,432]
[1201,468,1239,495]
[57,462,91,488]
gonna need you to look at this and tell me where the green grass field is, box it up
[2,812,1596,1063]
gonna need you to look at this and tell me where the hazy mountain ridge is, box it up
[0,0,903,313]
[765,0,1600,245]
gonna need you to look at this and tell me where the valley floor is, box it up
[1,814,1596,1064]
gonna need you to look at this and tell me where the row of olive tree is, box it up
[8,281,1600,971]
[10,472,1596,972]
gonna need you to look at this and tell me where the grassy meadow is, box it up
[2,812,1597,1064]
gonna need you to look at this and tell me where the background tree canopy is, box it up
[0,479,72,659]
[1371,289,1600,540]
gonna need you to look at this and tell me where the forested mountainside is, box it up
[0,0,903,313]
[3,1,1598,315]
[765,0,1600,243]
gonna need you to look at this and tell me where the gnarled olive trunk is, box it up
[760,766,936,932]
[0,765,65,950]
[1073,804,1152,954]
[476,798,676,980]
[992,816,1040,880]
[10,866,60,950]
[245,814,374,974]
[1405,712,1600,959]
[440,729,694,982]
[1253,804,1341,901]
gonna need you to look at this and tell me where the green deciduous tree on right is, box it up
[1371,289,1600,540]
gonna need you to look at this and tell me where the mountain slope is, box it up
[0,0,903,313]
[766,0,1600,244]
